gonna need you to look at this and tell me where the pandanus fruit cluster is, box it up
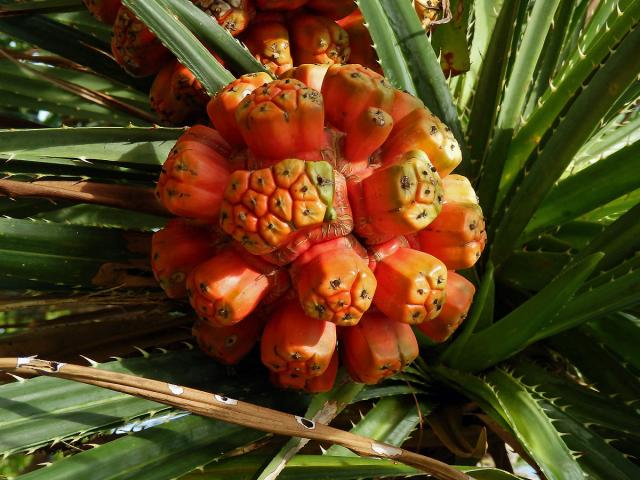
[151,63,485,391]
[83,0,455,127]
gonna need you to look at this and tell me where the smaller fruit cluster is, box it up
[83,0,453,127]
[151,63,485,392]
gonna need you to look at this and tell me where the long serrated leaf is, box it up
[537,398,640,480]
[548,329,640,404]
[160,0,268,76]
[479,0,561,218]
[255,376,362,480]
[535,265,640,340]
[0,127,180,167]
[466,0,522,178]
[357,0,415,93]
[497,251,573,291]
[486,369,584,480]
[450,254,602,371]
[38,204,166,231]
[0,0,81,15]
[583,313,640,371]
[122,0,234,95]
[18,416,264,480]
[490,24,640,266]
[513,361,640,480]
[513,360,640,440]
[429,366,510,431]
[0,15,148,91]
[0,218,153,289]
[0,349,230,455]
[524,140,640,238]
[48,10,113,43]
[378,0,467,166]
[326,396,427,457]
[182,454,521,480]
[501,0,640,195]
[579,202,640,270]
[523,0,574,118]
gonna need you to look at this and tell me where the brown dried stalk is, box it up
[0,179,169,216]
[0,357,470,480]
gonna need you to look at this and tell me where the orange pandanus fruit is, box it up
[348,150,444,245]
[111,6,172,77]
[156,125,233,221]
[192,0,255,37]
[270,350,338,392]
[150,59,209,125]
[306,0,358,20]
[340,312,419,384]
[82,0,121,24]
[259,172,353,266]
[261,301,336,377]
[220,158,337,255]
[151,219,222,299]
[281,63,330,92]
[371,239,448,324]
[336,11,381,73]
[186,247,289,326]
[207,72,273,148]
[289,235,376,325]
[415,174,486,269]
[290,13,350,65]
[381,106,462,177]
[192,311,266,365]
[235,78,325,162]
[242,13,293,76]
[417,271,475,343]
[322,64,394,171]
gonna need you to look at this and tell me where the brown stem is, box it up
[0,179,169,216]
[0,357,471,480]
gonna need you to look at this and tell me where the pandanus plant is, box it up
[0,1,639,480]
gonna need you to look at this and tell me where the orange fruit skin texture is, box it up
[208,72,274,148]
[270,350,339,392]
[415,174,487,270]
[242,15,293,76]
[111,6,173,77]
[151,62,486,388]
[151,219,220,299]
[261,301,337,378]
[150,59,210,126]
[322,64,394,173]
[193,312,266,365]
[235,78,325,163]
[259,172,353,266]
[290,236,376,325]
[156,126,233,222]
[373,247,448,325]
[340,312,419,385]
[219,158,333,255]
[281,64,329,92]
[82,0,122,24]
[417,271,476,343]
[348,150,444,245]
[186,247,288,327]
[290,13,350,65]
[192,0,255,37]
